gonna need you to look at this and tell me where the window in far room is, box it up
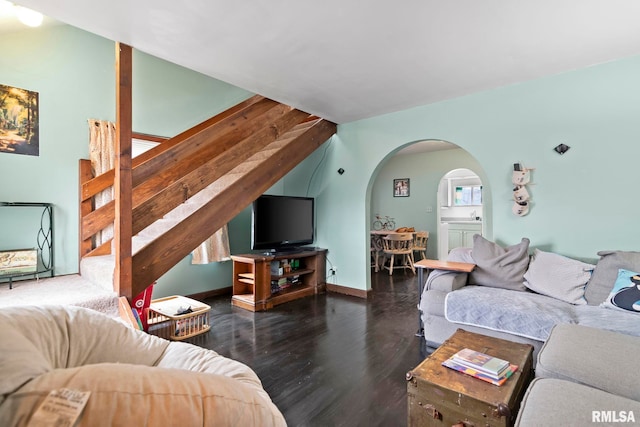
[454,185,482,206]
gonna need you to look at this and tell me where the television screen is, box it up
[251,195,315,252]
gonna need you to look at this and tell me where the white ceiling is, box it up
[10,1,640,124]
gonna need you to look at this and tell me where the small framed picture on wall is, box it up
[393,178,410,197]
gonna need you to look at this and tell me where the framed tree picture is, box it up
[0,84,39,156]
[393,178,410,197]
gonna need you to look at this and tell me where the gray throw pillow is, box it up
[584,250,640,306]
[470,235,530,291]
[524,249,595,305]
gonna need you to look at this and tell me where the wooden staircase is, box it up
[79,95,336,301]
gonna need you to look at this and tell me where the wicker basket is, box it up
[147,295,211,340]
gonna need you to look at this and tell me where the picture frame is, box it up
[0,84,39,156]
[393,178,410,197]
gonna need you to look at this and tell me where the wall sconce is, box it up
[337,168,345,175]
[553,144,570,155]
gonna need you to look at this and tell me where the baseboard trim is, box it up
[326,283,370,299]
[187,284,370,301]
[187,286,232,301]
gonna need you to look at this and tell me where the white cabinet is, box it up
[447,223,482,252]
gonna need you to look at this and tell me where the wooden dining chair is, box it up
[371,233,384,272]
[413,231,429,261]
[382,233,416,275]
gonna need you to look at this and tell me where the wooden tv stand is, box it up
[231,248,327,312]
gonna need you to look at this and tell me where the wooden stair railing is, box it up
[79,97,336,300]
[81,94,278,256]
[132,118,335,295]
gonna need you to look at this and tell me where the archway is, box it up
[367,140,490,280]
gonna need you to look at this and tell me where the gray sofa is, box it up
[419,236,640,360]
[420,237,640,426]
[516,323,640,426]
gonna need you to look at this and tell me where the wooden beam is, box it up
[131,132,167,144]
[78,159,94,261]
[115,42,133,300]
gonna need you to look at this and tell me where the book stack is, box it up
[271,277,287,293]
[442,348,518,386]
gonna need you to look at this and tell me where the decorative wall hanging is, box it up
[0,84,39,156]
[553,144,570,155]
[512,163,532,217]
[393,178,410,197]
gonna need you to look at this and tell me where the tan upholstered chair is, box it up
[0,305,286,426]
[413,231,429,261]
[382,233,416,275]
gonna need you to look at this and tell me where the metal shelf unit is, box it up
[0,202,54,288]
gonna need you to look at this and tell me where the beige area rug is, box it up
[0,274,119,317]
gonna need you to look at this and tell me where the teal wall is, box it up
[4,23,640,296]
[313,54,640,291]
[370,147,486,260]
[0,25,252,297]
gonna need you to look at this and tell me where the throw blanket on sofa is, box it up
[445,286,640,342]
[445,286,575,341]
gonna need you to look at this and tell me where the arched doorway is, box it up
[368,140,488,267]
[436,168,483,259]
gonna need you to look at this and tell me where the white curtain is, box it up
[88,119,115,246]
[191,225,231,264]
[88,119,231,263]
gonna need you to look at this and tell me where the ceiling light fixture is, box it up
[14,5,43,27]
[0,0,13,15]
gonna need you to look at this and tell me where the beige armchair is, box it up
[0,305,286,426]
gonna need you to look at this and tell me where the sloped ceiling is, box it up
[13,0,640,123]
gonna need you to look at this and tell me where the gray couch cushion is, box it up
[574,304,640,338]
[516,378,640,427]
[428,273,469,293]
[536,323,640,401]
[421,289,446,317]
[470,235,530,291]
[584,250,640,306]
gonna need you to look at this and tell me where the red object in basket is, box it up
[132,283,155,331]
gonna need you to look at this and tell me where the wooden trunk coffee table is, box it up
[407,329,534,427]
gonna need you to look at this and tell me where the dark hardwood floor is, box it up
[194,269,428,427]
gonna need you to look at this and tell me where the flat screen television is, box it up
[251,195,315,253]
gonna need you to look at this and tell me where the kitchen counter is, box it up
[440,217,482,224]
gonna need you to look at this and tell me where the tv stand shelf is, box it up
[231,248,327,312]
